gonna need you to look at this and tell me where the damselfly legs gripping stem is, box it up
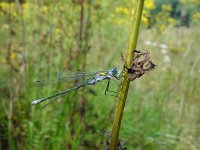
[32,50,155,106]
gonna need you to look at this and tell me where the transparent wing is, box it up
[34,70,105,87]
[32,76,98,105]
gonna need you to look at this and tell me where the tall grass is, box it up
[0,1,200,150]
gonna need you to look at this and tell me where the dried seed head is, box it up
[122,50,155,81]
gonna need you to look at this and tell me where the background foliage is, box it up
[0,0,200,149]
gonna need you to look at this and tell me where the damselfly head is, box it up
[109,67,118,76]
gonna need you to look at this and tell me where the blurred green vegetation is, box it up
[0,0,200,149]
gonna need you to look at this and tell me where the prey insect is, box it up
[32,68,122,105]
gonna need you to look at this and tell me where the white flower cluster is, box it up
[144,41,170,64]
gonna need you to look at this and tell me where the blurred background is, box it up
[0,0,200,149]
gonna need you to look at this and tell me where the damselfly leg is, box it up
[104,80,118,97]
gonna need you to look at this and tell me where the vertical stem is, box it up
[16,0,28,102]
[80,0,92,120]
[109,0,145,149]
[79,0,84,51]
[82,0,92,72]
[7,1,14,148]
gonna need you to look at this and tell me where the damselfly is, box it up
[32,67,122,105]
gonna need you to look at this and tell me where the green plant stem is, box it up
[109,0,145,149]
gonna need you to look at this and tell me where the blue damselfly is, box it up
[32,67,122,105]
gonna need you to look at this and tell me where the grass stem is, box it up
[109,0,145,149]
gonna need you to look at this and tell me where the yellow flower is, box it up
[145,0,155,10]
[162,4,172,12]
[192,12,200,20]
[11,52,17,60]
[41,6,48,13]
[0,2,9,11]
[0,2,16,11]
[168,17,176,26]
[142,16,149,26]
[0,2,27,18]
[55,28,63,34]
[115,6,130,15]
[159,25,165,32]
[22,3,30,9]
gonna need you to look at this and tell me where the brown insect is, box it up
[121,50,156,81]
